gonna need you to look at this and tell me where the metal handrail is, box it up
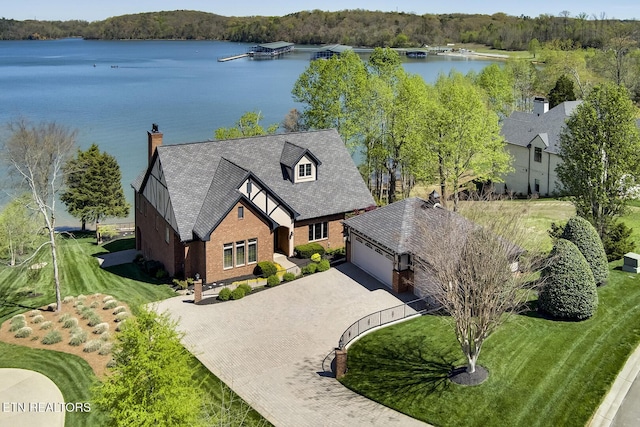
[337,297,439,349]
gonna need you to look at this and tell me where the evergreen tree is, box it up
[539,239,598,320]
[561,216,609,286]
[556,83,640,237]
[61,144,129,231]
[548,74,577,108]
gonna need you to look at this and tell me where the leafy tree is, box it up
[561,216,608,286]
[548,74,577,108]
[0,194,40,266]
[61,144,129,231]
[557,83,640,237]
[601,219,635,261]
[291,50,368,149]
[528,38,541,58]
[1,120,77,312]
[93,308,205,427]
[538,239,598,320]
[214,111,278,140]
[474,63,515,116]
[504,59,537,112]
[282,108,306,133]
[426,72,512,211]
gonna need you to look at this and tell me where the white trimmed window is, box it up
[247,239,257,264]
[164,226,170,243]
[534,147,542,163]
[298,163,312,178]
[235,241,245,267]
[223,243,233,269]
[238,206,244,219]
[308,222,328,241]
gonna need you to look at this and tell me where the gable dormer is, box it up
[280,141,322,183]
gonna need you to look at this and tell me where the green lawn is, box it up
[0,235,270,427]
[341,261,640,427]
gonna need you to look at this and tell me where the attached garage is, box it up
[350,234,394,288]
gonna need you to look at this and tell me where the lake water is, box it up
[0,39,498,226]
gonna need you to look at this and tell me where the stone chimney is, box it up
[148,123,163,165]
[533,97,549,116]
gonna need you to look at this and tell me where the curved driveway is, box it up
[155,264,429,427]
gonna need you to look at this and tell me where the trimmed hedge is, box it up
[267,274,281,287]
[310,253,322,263]
[317,259,330,272]
[255,261,277,278]
[237,283,252,295]
[282,272,296,282]
[538,239,598,320]
[295,243,325,259]
[561,216,609,286]
[217,288,231,301]
[230,287,245,300]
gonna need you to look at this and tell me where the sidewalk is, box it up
[589,342,640,427]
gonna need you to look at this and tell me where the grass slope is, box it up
[341,262,640,427]
[0,236,269,427]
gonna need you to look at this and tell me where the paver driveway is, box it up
[155,263,429,427]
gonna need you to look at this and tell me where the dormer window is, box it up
[299,163,312,178]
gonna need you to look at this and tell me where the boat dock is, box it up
[217,53,248,62]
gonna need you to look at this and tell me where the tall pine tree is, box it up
[61,144,129,230]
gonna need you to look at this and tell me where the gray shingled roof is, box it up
[135,129,375,242]
[501,101,581,154]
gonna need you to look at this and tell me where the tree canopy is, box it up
[61,143,129,230]
[557,83,640,237]
[214,111,279,140]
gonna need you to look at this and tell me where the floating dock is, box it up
[217,53,249,62]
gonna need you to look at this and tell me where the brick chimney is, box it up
[148,123,163,165]
[533,97,549,116]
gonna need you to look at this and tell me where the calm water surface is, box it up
[0,39,497,226]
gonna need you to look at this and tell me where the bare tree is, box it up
[1,120,77,312]
[414,200,543,379]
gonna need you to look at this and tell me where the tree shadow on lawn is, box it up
[344,337,457,404]
[103,263,168,286]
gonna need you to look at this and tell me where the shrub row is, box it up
[295,243,325,259]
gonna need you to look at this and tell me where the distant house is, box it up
[132,127,375,284]
[311,44,353,60]
[495,98,581,196]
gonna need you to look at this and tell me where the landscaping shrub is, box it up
[115,312,129,322]
[112,306,127,315]
[266,274,281,287]
[106,359,117,369]
[83,340,102,353]
[11,314,26,323]
[14,327,32,338]
[217,287,232,301]
[63,317,79,329]
[98,342,113,355]
[305,263,318,274]
[32,314,44,324]
[602,219,635,262]
[81,307,95,320]
[561,216,609,286]
[39,321,53,330]
[172,278,189,290]
[155,269,168,280]
[311,253,322,263]
[88,314,102,327]
[237,283,252,295]
[28,309,41,317]
[63,296,74,304]
[9,319,26,332]
[69,330,88,346]
[58,313,72,323]
[115,320,127,332]
[100,331,111,341]
[102,295,114,302]
[230,287,246,300]
[94,323,110,334]
[42,330,63,345]
[90,301,100,308]
[47,303,57,311]
[283,272,296,282]
[538,239,598,320]
[77,294,87,301]
[103,300,118,310]
[255,261,277,278]
[295,243,325,259]
[317,259,330,272]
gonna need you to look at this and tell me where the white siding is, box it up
[293,155,317,183]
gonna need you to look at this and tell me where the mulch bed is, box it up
[0,294,131,378]
[449,365,489,386]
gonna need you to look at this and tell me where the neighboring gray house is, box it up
[495,98,581,196]
[132,127,375,284]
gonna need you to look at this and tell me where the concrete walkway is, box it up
[155,264,429,427]
[96,248,139,268]
[0,369,65,427]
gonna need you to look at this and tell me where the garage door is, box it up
[351,235,394,288]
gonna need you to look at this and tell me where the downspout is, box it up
[526,143,532,195]
[547,151,551,196]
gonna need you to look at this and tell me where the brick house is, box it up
[132,126,375,284]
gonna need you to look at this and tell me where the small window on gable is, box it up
[534,147,542,163]
[238,206,244,219]
[165,225,170,244]
[298,163,312,178]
